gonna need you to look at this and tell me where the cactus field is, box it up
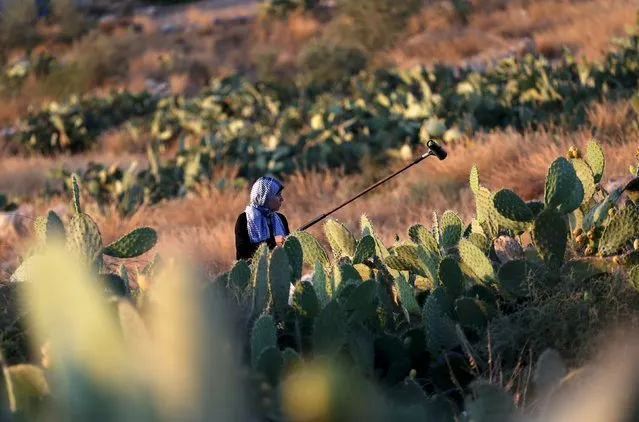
[4,0,639,421]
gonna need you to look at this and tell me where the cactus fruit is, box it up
[598,206,639,256]
[634,239,639,251]
[532,208,569,272]
[103,227,158,258]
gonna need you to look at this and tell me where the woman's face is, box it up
[266,190,283,211]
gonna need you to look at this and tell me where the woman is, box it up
[235,176,290,261]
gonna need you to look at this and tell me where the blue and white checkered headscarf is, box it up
[245,176,287,243]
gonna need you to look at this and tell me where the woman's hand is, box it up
[275,235,285,246]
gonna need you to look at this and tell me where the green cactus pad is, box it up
[454,298,488,330]
[408,224,440,256]
[532,208,569,272]
[281,348,302,371]
[438,257,464,299]
[251,314,277,369]
[570,158,596,205]
[532,209,569,271]
[344,279,378,323]
[313,300,347,358]
[586,139,605,183]
[544,156,580,211]
[468,232,490,253]
[469,164,480,193]
[353,235,376,264]
[229,259,251,290]
[386,244,429,278]
[334,263,363,291]
[312,260,331,305]
[324,219,357,259]
[252,250,269,316]
[256,346,283,386]
[268,246,292,316]
[283,236,303,282]
[475,186,500,238]
[557,176,584,215]
[422,294,459,357]
[395,274,421,316]
[598,205,639,256]
[493,189,534,222]
[291,280,320,319]
[458,238,496,284]
[464,380,516,422]
[582,188,622,230]
[103,227,158,258]
[533,348,567,392]
[440,210,463,249]
[65,213,103,270]
[560,258,610,283]
[526,200,545,218]
[293,231,330,268]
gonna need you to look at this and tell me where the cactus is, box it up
[313,300,347,358]
[353,235,376,264]
[408,224,441,256]
[65,213,104,271]
[323,219,357,259]
[469,164,480,193]
[102,227,158,258]
[312,260,331,306]
[454,298,488,330]
[438,257,464,299]
[440,210,463,249]
[492,189,534,222]
[468,232,490,253]
[251,314,278,369]
[283,236,303,281]
[586,139,605,183]
[544,157,583,213]
[252,248,270,316]
[268,246,292,317]
[598,205,639,256]
[395,274,421,316]
[387,244,430,278]
[570,158,596,206]
[422,294,459,357]
[532,208,569,272]
[291,280,320,319]
[292,231,330,268]
[497,259,534,297]
[458,238,496,285]
[229,259,251,290]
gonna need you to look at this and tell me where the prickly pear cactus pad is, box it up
[598,206,639,256]
[532,208,569,272]
[103,227,158,259]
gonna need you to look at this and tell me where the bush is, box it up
[296,38,368,90]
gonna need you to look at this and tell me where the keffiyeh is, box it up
[245,176,287,243]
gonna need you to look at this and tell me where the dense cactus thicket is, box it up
[1,139,637,421]
[6,15,639,178]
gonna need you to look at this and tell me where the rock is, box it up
[493,235,524,264]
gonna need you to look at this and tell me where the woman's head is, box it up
[249,176,284,211]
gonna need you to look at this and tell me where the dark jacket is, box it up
[234,211,290,261]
